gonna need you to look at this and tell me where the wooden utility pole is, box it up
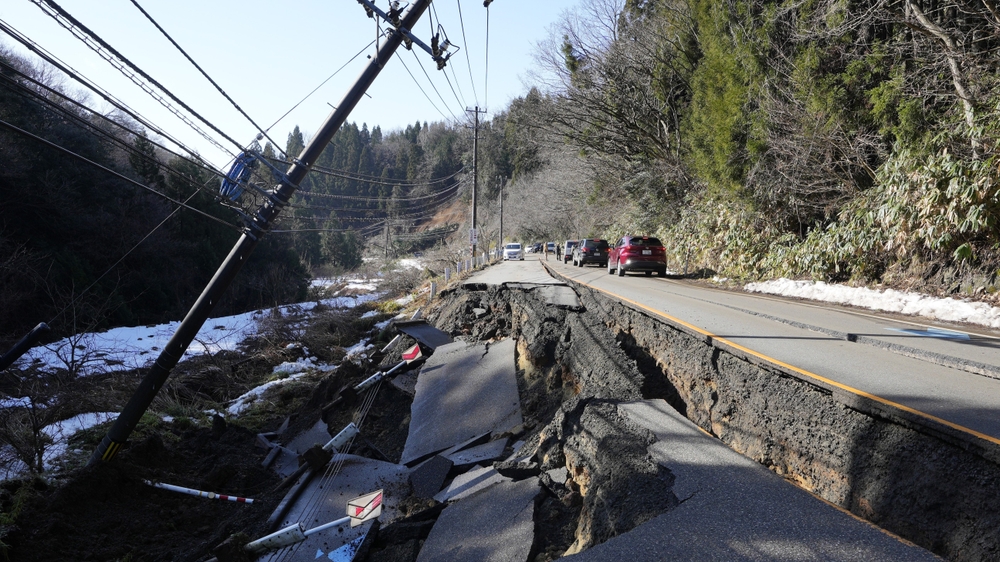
[467,106,486,260]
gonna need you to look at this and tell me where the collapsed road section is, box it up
[237,259,953,561]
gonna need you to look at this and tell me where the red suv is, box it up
[608,235,667,277]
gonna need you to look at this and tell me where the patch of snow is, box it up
[344,340,374,365]
[226,373,308,416]
[745,278,1000,328]
[272,356,336,376]
[361,310,380,319]
[395,294,416,306]
[0,397,32,408]
[41,412,117,470]
[397,259,423,270]
[375,319,393,330]
[11,291,383,377]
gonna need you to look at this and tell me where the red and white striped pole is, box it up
[144,480,253,504]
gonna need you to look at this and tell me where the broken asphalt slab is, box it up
[567,399,939,562]
[400,338,523,465]
[261,454,410,562]
[418,478,540,562]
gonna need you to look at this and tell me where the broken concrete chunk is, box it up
[394,319,454,351]
[546,467,569,484]
[493,459,541,480]
[473,307,489,318]
[445,438,508,467]
[535,285,582,310]
[409,455,454,499]
[433,465,510,503]
[419,478,541,562]
[390,370,418,396]
[401,339,523,465]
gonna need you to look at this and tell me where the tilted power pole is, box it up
[89,0,434,466]
[466,106,486,260]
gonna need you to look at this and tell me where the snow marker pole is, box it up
[144,480,253,503]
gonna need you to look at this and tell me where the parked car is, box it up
[503,242,524,261]
[561,240,578,263]
[608,235,667,277]
[573,238,610,267]
[546,242,556,254]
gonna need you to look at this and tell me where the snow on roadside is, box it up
[10,292,383,377]
[745,278,1000,329]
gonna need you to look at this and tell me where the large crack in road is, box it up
[344,274,961,561]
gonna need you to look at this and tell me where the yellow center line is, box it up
[558,267,1000,449]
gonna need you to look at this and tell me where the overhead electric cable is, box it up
[128,0,283,153]
[409,49,462,122]
[292,179,464,202]
[0,117,239,231]
[395,52,450,122]
[33,0,242,155]
[0,60,227,185]
[46,189,201,328]
[264,38,377,135]
[0,18,217,168]
[454,0,480,106]
[484,3,490,109]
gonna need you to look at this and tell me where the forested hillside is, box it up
[515,0,1000,290]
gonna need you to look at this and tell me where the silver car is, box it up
[503,242,524,260]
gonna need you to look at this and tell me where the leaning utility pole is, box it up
[89,0,434,466]
[467,106,486,260]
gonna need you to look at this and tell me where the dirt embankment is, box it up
[563,280,1000,561]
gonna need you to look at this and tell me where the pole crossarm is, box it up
[356,0,456,68]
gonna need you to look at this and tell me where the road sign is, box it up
[402,344,423,363]
[347,489,383,527]
[469,228,478,244]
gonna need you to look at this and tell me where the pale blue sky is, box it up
[0,0,578,168]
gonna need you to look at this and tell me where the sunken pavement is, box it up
[231,259,944,562]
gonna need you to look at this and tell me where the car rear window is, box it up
[585,239,609,249]
[630,237,662,246]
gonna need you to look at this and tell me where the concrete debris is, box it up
[433,465,511,503]
[418,478,541,562]
[409,455,453,499]
[394,320,455,351]
[262,454,410,562]
[401,339,522,465]
[444,438,508,468]
[534,285,582,310]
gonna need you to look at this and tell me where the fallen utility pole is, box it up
[89,0,433,466]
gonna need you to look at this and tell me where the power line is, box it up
[409,49,462,122]
[264,38,377,136]
[127,0,283,153]
[484,2,491,109]
[454,0,480,107]
[0,18,218,169]
[0,116,240,231]
[33,0,242,155]
[0,62,228,201]
[396,51,450,122]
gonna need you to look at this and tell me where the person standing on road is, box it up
[556,243,561,260]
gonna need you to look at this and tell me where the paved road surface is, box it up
[477,256,1000,445]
